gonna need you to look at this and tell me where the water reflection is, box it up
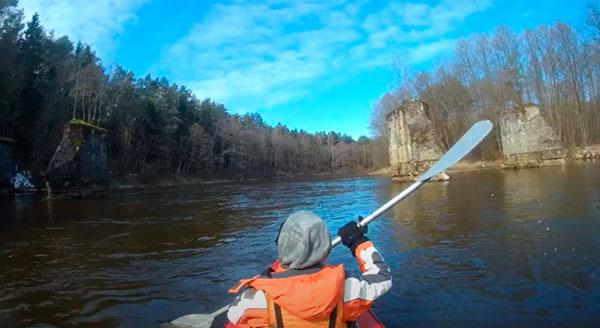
[0,198,17,223]
[0,164,599,327]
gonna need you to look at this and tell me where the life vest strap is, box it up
[274,303,284,327]
[269,264,323,278]
[328,306,338,328]
[272,303,339,328]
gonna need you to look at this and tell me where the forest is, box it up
[0,1,378,183]
[3,0,600,184]
[371,3,600,161]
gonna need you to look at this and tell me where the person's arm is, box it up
[226,287,268,327]
[337,222,392,322]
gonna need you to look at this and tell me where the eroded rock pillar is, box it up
[500,105,564,168]
[45,120,109,199]
[387,100,446,180]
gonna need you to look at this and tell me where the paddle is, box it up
[170,120,493,328]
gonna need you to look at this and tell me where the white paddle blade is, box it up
[419,120,493,182]
[170,313,215,328]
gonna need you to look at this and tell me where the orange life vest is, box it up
[230,264,347,328]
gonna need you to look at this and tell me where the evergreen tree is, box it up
[0,0,24,137]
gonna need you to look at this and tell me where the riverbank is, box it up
[9,169,381,195]
[109,170,375,190]
[370,144,600,179]
[11,145,600,194]
[368,160,503,178]
[110,174,240,190]
[572,144,600,161]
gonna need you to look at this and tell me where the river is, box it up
[1,163,599,327]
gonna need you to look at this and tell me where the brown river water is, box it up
[1,163,600,327]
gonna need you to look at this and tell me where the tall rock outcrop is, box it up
[387,100,446,179]
[500,105,564,167]
[45,120,109,199]
[0,137,16,197]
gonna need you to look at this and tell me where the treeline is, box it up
[0,1,378,181]
[372,4,600,161]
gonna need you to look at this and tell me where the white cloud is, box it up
[408,39,457,63]
[18,0,146,60]
[164,0,491,110]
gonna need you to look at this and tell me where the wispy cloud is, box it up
[18,0,146,60]
[18,0,490,110]
[155,0,491,110]
[408,39,457,63]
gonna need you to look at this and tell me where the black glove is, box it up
[260,266,274,277]
[337,216,369,254]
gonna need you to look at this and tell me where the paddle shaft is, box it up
[331,179,426,247]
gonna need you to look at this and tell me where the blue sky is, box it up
[19,0,587,138]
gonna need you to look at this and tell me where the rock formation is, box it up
[500,105,564,168]
[571,145,600,161]
[0,137,16,197]
[387,100,446,180]
[45,120,109,199]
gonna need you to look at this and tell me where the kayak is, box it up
[170,309,385,327]
[223,309,384,327]
[356,309,385,328]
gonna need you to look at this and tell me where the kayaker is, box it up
[225,210,392,327]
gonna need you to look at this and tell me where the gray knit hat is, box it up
[277,210,331,269]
